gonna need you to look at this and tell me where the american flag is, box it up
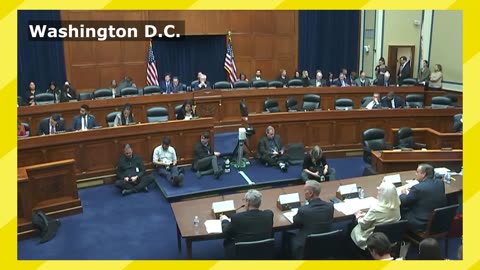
[224,33,238,83]
[146,41,159,86]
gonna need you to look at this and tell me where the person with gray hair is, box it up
[257,126,289,172]
[286,180,334,259]
[220,189,274,259]
[193,73,211,90]
[301,145,335,182]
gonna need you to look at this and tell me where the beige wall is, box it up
[430,10,462,86]
[362,10,375,77]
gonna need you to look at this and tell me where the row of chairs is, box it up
[106,104,186,125]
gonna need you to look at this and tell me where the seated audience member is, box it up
[193,131,223,178]
[381,91,403,108]
[110,79,118,92]
[287,180,334,259]
[257,126,289,172]
[417,238,443,260]
[115,144,154,196]
[335,73,349,87]
[239,72,248,82]
[277,69,289,87]
[366,232,396,260]
[176,100,197,120]
[46,81,61,103]
[26,81,37,106]
[417,60,431,85]
[301,145,335,182]
[153,136,184,187]
[160,73,174,94]
[397,56,411,85]
[355,71,372,87]
[400,163,447,231]
[326,72,334,86]
[293,70,301,79]
[60,81,77,102]
[37,113,65,136]
[72,104,99,131]
[301,70,310,87]
[429,64,443,89]
[350,182,401,255]
[117,75,136,90]
[171,76,183,93]
[220,189,274,259]
[193,74,211,90]
[252,69,262,81]
[114,103,135,127]
[18,119,27,137]
[310,71,326,87]
[349,71,358,86]
[363,92,382,110]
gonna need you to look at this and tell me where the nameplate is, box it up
[336,183,358,200]
[383,174,402,187]
[277,193,301,211]
[212,200,236,219]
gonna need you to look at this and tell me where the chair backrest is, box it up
[405,94,424,108]
[335,98,354,110]
[400,78,417,86]
[361,96,373,108]
[444,94,458,106]
[303,229,343,259]
[214,81,232,89]
[93,88,114,100]
[234,81,249,89]
[362,128,386,151]
[147,106,169,122]
[106,112,119,127]
[425,204,459,236]
[190,80,199,89]
[240,100,249,117]
[288,79,303,88]
[22,122,30,136]
[252,80,268,88]
[268,80,283,88]
[234,238,275,260]
[453,113,462,133]
[78,92,92,101]
[143,85,162,95]
[34,93,55,105]
[174,104,183,118]
[18,96,25,106]
[302,94,320,111]
[373,220,409,244]
[397,127,415,148]
[285,97,298,111]
[287,143,305,165]
[431,96,452,108]
[120,87,139,97]
[264,99,280,113]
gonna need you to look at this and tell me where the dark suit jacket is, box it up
[309,79,326,87]
[381,96,404,108]
[171,83,184,93]
[193,81,211,91]
[159,80,174,94]
[193,142,213,167]
[277,76,289,86]
[257,134,285,159]
[400,178,447,231]
[335,78,348,87]
[397,62,411,83]
[72,114,99,130]
[37,119,66,136]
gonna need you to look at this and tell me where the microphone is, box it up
[236,204,245,211]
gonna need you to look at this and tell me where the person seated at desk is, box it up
[72,104,99,131]
[59,81,77,102]
[276,69,289,87]
[362,92,382,110]
[399,163,446,231]
[310,71,326,87]
[37,113,65,136]
[252,69,262,81]
[46,81,61,103]
[193,131,223,179]
[381,91,404,108]
[355,71,372,87]
[153,136,183,187]
[193,74,211,90]
[257,126,289,172]
[220,189,274,259]
[160,73,174,94]
[26,81,37,106]
[366,232,398,260]
[335,73,350,87]
[18,119,27,137]
[301,145,335,182]
[171,76,184,93]
[176,100,197,120]
[114,103,135,127]
[115,144,154,196]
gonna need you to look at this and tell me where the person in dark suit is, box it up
[220,189,274,259]
[309,71,326,87]
[335,73,349,87]
[397,56,411,85]
[171,76,184,93]
[362,92,382,109]
[399,163,447,231]
[193,74,211,90]
[193,131,223,178]
[381,91,404,108]
[159,73,174,94]
[257,126,289,172]
[115,144,154,196]
[59,81,77,102]
[276,69,289,87]
[36,113,65,136]
[326,72,334,87]
[288,180,334,259]
[71,104,99,131]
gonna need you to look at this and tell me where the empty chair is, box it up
[453,113,462,133]
[263,99,280,113]
[240,100,249,117]
[120,87,139,97]
[93,88,114,100]
[405,94,424,108]
[213,81,232,90]
[268,80,283,88]
[286,143,305,165]
[288,79,303,88]
[362,128,388,163]
[143,85,162,95]
[146,106,169,122]
[174,104,183,119]
[106,112,119,127]
[78,92,92,100]
[396,127,426,149]
[233,81,249,89]
[373,220,409,258]
[400,78,417,86]
[234,238,275,260]
[302,94,320,111]
[335,98,354,110]
[285,97,298,111]
[34,93,55,105]
[18,96,25,106]
[252,80,268,88]
[444,94,458,107]
[303,230,343,259]
[431,96,452,108]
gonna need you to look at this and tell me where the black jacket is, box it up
[193,142,213,166]
[222,209,274,246]
[116,154,145,181]
[37,119,66,136]
[257,134,285,159]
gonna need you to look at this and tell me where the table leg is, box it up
[177,224,182,252]
[186,239,192,259]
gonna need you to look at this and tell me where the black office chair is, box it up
[34,93,55,105]
[78,92,92,101]
[373,220,409,258]
[190,80,199,89]
[252,80,268,88]
[303,229,343,260]
[453,113,462,133]
[106,112,119,127]
[431,96,452,108]
[18,96,25,106]
[444,94,459,107]
[362,128,388,163]
[335,98,354,110]
[214,81,232,89]
[264,98,280,113]
[234,238,275,260]
[268,80,283,88]
[361,96,373,108]
[285,97,298,111]
[143,85,162,95]
[288,79,303,88]
[396,127,426,149]
[120,87,139,97]
[400,78,417,86]
[146,106,169,123]
[174,104,184,119]
[93,88,114,100]
[240,100,249,117]
[405,94,424,108]
[301,94,320,111]
[286,143,305,165]
[234,81,249,89]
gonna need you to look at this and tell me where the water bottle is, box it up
[443,172,451,184]
[224,158,231,173]
[193,216,200,227]
[358,187,365,199]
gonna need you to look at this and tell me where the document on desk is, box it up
[396,180,419,195]
[282,208,298,223]
[333,197,378,216]
[204,220,223,234]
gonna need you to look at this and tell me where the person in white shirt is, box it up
[362,93,382,110]
[153,136,183,186]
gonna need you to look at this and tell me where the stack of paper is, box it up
[396,180,419,195]
[282,208,298,223]
[333,197,378,215]
[204,220,222,234]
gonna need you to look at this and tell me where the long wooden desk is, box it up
[388,127,462,149]
[170,171,463,259]
[371,150,463,174]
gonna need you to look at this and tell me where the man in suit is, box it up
[276,69,289,87]
[288,180,334,259]
[193,131,223,178]
[397,56,411,85]
[381,91,404,108]
[72,104,99,130]
[309,71,326,87]
[257,126,289,172]
[400,163,447,231]
[36,113,65,136]
[220,189,274,259]
[193,74,211,90]
[115,144,154,196]
[159,73,174,94]
[355,71,372,87]
[362,93,382,109]
[171,77,184,93]
[335,73,349,87]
